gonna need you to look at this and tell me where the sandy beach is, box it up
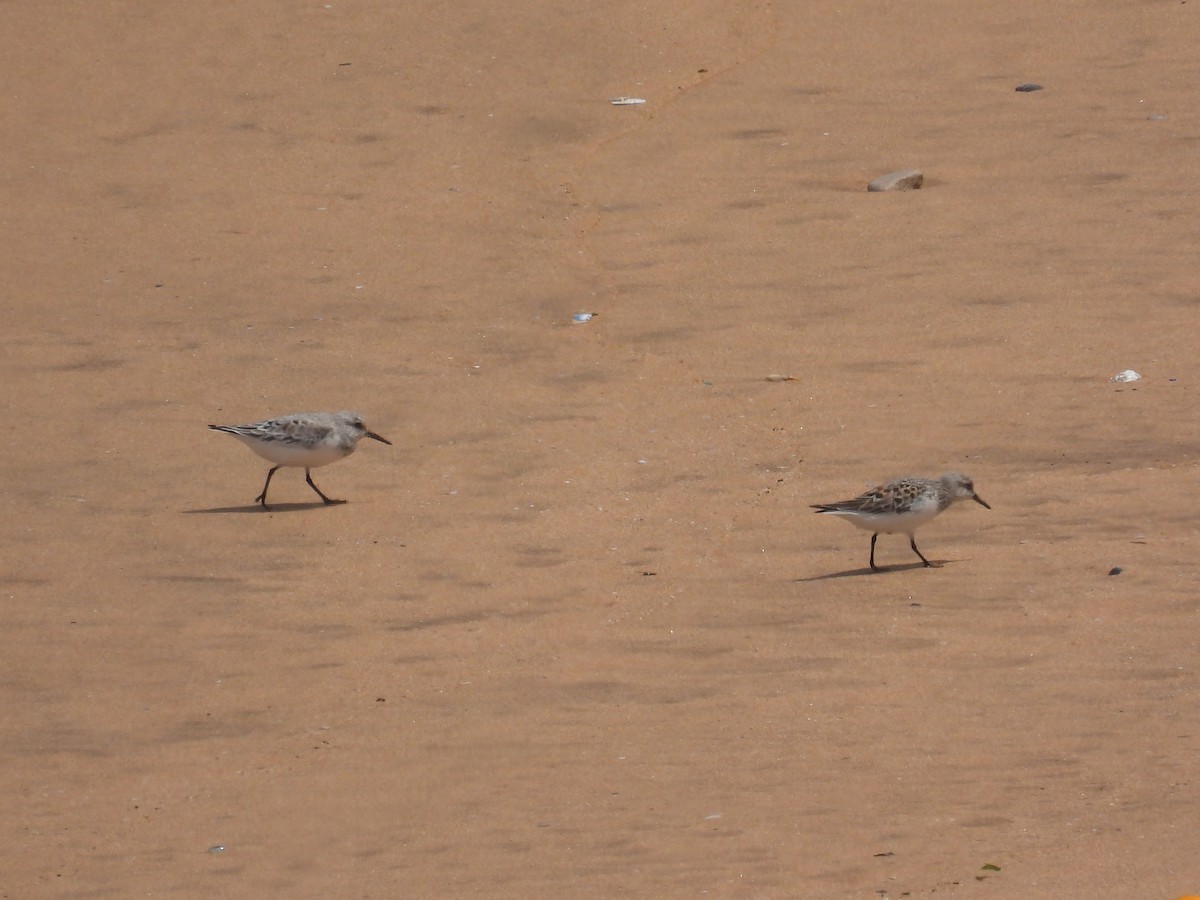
[2,1,1198,896]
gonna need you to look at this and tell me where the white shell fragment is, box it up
[610,97,646,106]
[868,170,924,192]
[572,312,596,324]
[1111,369,1141,383]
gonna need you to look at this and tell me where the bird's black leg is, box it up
[869,533,881,572]
[255,465,281,510]
[305,469,345,505]
[909,536,938,568]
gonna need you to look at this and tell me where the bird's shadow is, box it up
[184,502,341,515]
[796,560,949,581]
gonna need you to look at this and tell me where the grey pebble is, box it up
[1015,83,1043,92]
[867,170,923,192]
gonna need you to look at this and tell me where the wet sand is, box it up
[3,1,1198,896]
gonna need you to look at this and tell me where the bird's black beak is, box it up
[973,494,991,510]
[367,431,392,445]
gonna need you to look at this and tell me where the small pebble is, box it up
[1015,83,1043,92]
[206,845,226,854]
[764,374,796,382]
[867,170,923,192]
[1108,567,1123,576]
[572,312,596,324]
[1111,369,1141,383]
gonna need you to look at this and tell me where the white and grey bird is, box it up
[811,472,990,571]
[208,411,391,510]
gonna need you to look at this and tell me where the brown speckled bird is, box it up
[812,473,990,571]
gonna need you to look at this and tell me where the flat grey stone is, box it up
[867,170,924,192]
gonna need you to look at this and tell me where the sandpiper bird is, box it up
[811,472,990,571]
[209,411,391,510]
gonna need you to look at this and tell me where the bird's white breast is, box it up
[235,433,351,468]
[822,496,942,535]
